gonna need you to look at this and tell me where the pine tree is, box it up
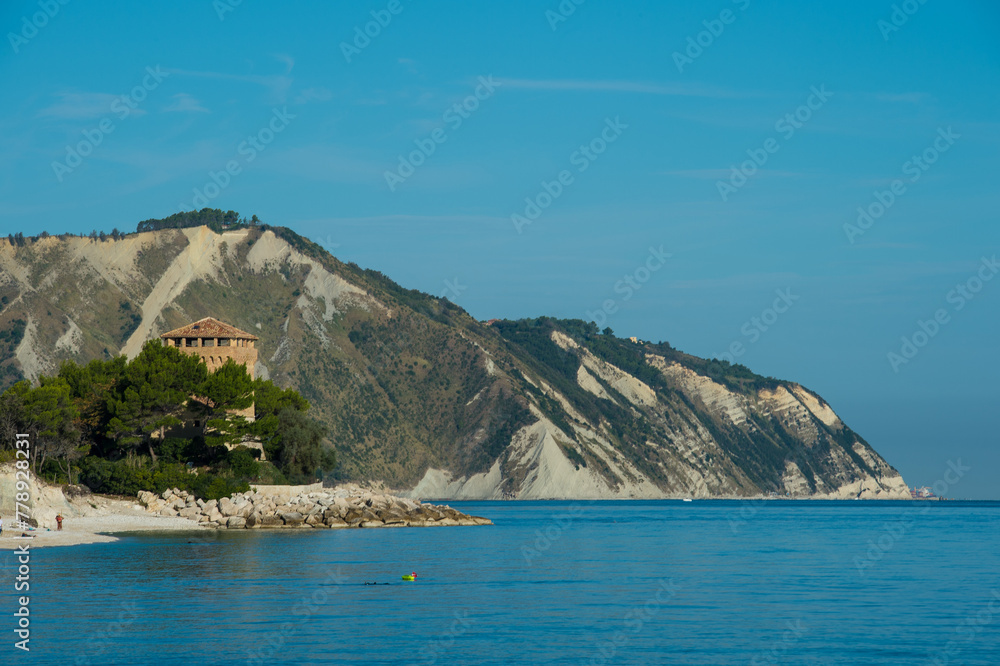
[199,358,255,448]
[105,341,208,460]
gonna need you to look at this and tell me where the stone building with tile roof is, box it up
[160,317,258,420]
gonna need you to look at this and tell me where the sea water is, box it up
[4,500,999,665]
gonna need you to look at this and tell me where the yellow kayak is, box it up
[402,572,417,581]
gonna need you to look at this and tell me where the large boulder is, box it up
[260,514,284,528]
[305,513,325,527]
[218,497,236,516]
[281,512,305,527]
[226,516,246,529]
[377,508,408,525]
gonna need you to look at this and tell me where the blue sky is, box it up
[2,1,998,497]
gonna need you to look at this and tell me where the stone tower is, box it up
[160,317,258,420]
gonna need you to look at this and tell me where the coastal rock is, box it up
[260,515,284,527]
[305,513,325,527]
[280,512,305,526]
[131,483,493,532]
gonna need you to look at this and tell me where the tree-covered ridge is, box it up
[136,208,260,234]
[0,340,335,499]
[493,316,782,394]
[0,214,903,498]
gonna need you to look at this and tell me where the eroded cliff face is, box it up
[0,226,907,499]
[404,331,907,500]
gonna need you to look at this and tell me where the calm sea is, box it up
[5,500,1000,665]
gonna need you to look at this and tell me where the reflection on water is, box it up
[10,501,1000,665]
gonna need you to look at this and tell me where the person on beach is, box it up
[56,514,63,531]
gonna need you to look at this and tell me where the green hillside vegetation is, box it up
[136,208,259,234]
[0,340,335,499]
[0,210,901,498]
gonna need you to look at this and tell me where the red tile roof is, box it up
[159,317,258,340]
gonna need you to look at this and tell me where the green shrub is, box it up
[153,437,193,463]
[192,474,250,500]
[150,462,197,493]
[226,446,261,478]
[78,458,153,497]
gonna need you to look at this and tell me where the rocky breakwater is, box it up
[136,487,492,529]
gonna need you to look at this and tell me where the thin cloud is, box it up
[166,68,293,103]
[660,169,733,180]
[272,53,295,75]
[661,169,806,180]
[666,273,801,291]
[164,93,210,113]
[398,57,420,71]
[303,214,507,226]
[872,92,929,104]
[500,78,748,99]
[38,92,141,120]
[294,87,333,105]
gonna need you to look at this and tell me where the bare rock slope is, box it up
[0,224,908,500]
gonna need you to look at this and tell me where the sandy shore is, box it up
[0,498,204,549]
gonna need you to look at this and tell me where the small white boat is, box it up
[682,498,693,502]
